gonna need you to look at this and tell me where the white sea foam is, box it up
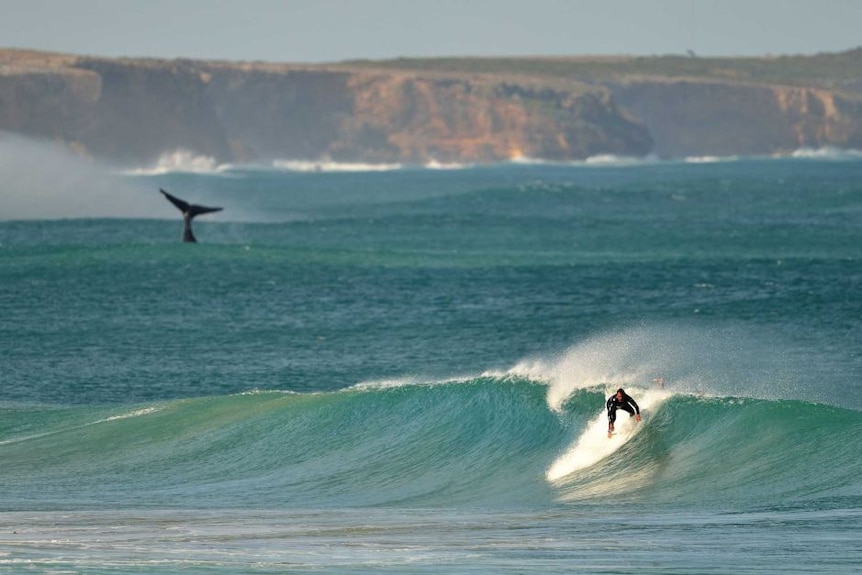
[684,155,739,163]
[424,158,472,170]
[507,154,552,165]
[124,149,233,175]
[272,159,403,172]
[508,154,658,168]
[790,146,862,160]
[583,153,647,166]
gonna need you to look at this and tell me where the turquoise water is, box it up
[1,156,861,572]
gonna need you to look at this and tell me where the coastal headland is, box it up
[1,48,861,165]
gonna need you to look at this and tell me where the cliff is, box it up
[1,48,861,165]
[610,78,862,157]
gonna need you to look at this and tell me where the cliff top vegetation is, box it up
[3,47,860,94]
[337,48,862,92]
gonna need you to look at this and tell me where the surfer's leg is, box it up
[608,408,616,431]
[620,404,635,418]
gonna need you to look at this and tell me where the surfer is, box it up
[606,388,641,437]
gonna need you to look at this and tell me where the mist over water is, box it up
[0,135,159,220]
[0,138,261,226]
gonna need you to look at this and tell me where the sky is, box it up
[0,0,859,63]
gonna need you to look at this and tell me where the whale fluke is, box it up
[160,188,223,243]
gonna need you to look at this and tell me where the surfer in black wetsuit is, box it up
[607,388,641,436]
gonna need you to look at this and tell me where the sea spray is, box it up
[509,324,817,414]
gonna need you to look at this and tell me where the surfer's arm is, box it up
[625,396,641,421]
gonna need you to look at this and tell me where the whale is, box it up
[159,189,223,243]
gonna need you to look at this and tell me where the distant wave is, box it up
[124,149,234,175]
[684,154,740,163]
[424,158,473,170]
[790,146,862,160]
[583,153,656,166]
[507,153,659,168]
[115,148,862,178]
[269,158,480,172]
[508,154,551,165]
[272,159,403,172]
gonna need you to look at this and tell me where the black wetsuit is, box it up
[606,392,640,425]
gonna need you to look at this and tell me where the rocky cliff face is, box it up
[609,79,862,157]
[1,49,861,165]
[0,66,99,148]
[324,73,652,163]
[73,58,233,163]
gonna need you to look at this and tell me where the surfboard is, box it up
[608,414,641,438]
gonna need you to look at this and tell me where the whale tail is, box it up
[160,189,223,242]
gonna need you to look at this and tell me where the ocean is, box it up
[1,148,861,573]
